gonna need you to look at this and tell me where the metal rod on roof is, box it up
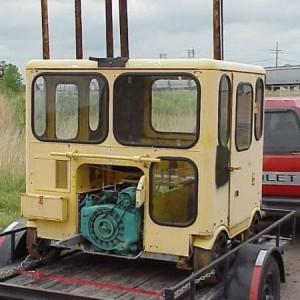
[41,0,50,59]
[75,0,83,59]
[119,0,129,58]
[105,0,114,57]
[213,0,224,60]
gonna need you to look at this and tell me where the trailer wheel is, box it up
[227,245,282,300]
[259,256,280,300]
[26,227,61,264]
[246,213,260,240]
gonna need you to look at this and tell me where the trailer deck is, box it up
[0,210,295,300]
[0,251,222,300]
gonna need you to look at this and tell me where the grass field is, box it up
[0,94,25,230]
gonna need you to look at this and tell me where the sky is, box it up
[1,0,300,77]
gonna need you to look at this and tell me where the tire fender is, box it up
[0,219,27,267]
[227,243,283,300]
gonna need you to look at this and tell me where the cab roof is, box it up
[26,58,265,74]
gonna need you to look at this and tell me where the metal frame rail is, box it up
[164,209,296,300]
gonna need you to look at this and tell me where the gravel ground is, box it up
[281,238,300,299]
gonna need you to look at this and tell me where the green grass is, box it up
[266,89,300,97]
[0,93,25,231]
[0,173,25,230]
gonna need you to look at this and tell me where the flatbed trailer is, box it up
[0,210,296,300]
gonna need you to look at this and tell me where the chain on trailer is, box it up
[0,256,42,279]
[173,269,216,298]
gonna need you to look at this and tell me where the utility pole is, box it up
[187,48,195,58]
[159,53,168,59]
[271,42,282,67]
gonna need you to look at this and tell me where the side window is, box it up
[236,83,253,151]
[218,75,231,146]
[255,78,264,140]
[89,78,100,131]
[114,74,200,149]
[32,74,108,143]
[55,84,79,140]
[33,76,46,137]
[150,158,197,227]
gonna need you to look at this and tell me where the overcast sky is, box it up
[1,0,300,76]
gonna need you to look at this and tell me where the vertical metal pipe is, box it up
[41,0,50,59]
[119,0,129,58]
[105,0,114,57]
[213,0,223,60]
[75,0,83,59]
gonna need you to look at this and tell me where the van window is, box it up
[264,110,300,153]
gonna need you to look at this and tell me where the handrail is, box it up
[164,209,296,300]
[50,151,161,163]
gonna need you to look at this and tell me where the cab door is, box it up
[229,77,256,228]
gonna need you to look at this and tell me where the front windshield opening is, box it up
[264,110,300,153]
[33,73,108,143]
[113,74,200,148]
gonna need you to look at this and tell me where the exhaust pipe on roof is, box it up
[41,0,50,59]
[75,0,83,59]
[105,0,114,58]
[119,0,129,59]
[213,0,224,60]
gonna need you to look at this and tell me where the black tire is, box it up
[258,256,280,300]
[246,213,261,241]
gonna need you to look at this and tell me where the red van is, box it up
[262,97,300,215]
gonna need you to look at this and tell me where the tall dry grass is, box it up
[0,94,25,230]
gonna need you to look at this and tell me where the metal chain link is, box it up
[173,269,216,298]
[0,255,42,278]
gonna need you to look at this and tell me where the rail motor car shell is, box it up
[21,58,265,269]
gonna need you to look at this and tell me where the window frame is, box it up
[31,72,109,144]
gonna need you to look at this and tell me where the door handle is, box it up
[228,166,242,171]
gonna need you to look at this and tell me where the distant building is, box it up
[265,65,300,90]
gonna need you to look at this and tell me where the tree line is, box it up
[0,61,23,96]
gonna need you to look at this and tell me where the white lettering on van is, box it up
[262,172,300,185]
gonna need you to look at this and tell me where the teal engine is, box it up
[80,187,142,256]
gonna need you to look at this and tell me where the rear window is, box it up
[264,110,300,153]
